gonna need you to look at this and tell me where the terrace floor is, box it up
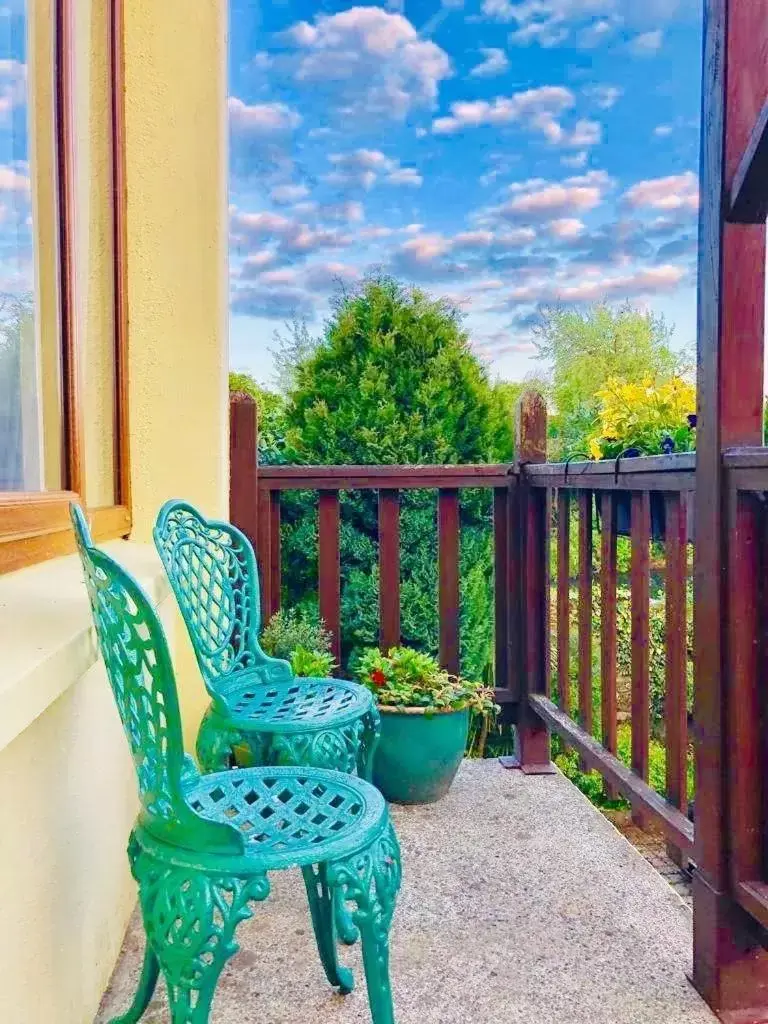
[96,760,715,1024]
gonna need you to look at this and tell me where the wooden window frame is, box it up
[0,0,131,574]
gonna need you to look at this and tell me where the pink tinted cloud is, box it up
[228,97,301,135]
[623,171,699,212]
[279,7,452,120]
[432,85,574,137]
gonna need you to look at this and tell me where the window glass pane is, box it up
[0,0,63,492]
[75,0,116,508]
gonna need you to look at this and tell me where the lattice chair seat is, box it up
[153,500,380,778]
[224,676,370,727]
[70,504,401,1024]
[185,766,384,868]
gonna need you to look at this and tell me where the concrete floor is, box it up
[96,761,716,1024]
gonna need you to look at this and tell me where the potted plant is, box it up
[262,608,336,677]
[356,646,498,804]
[587,377,696,541]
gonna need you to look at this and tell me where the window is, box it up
[0,0,130,573]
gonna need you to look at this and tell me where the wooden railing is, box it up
[522,452,696,861]
[230,390,516,698]
[230,390,697,861]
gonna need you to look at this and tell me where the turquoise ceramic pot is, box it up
[372,705,470,804]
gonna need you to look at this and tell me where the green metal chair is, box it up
[153,500,380,778]
[70,504,401,1024]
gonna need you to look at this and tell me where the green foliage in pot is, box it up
[262,608,336,677]
[355,646,498,716]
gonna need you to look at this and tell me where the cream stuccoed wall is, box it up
[0,1,229,1021]
[0,545,173,1024]
[122,0,229,747]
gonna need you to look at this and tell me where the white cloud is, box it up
[623,171,699,211]
[555,264,685,301]
[629,29,664,55]
[432,85,574,139]
[500,170,611,219]
[240,250,277,278]
[269,183,310,205]
[549,218,584,239]
[577,18,620,47]
[260,268,300,287]
[304,262,361,292]
[481,0,620,48]
[386,167,423,186]
[279,7,452,121]
[228,97,301,135]
[584,84,622,109]
[565,119,602,147]
[230,209,352,257]
[561,150,588,168]
[453,230,495,249]
[399,233,453,265]
[0,164,29,192]
[654,124,673,137]
[470,47,510,78]
[326,149,422,190]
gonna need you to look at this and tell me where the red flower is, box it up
[370,668,387,687]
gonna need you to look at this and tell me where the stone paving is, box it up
[96,760,715,1024]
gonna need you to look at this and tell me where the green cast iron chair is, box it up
[153,500,380,779]
[70,504,401,1024]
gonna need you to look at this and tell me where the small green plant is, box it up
[289,646,336,678]
[355,645,498,717]
[262,608,333,661]
[262,608,336,677]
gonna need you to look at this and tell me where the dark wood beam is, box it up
[729,99,768,223]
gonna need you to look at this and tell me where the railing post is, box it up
[514,391,555,774]
[693,0,768,1014]
[229,392,258,549]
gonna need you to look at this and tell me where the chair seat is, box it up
[185,765,386,869]
[220,676,374,732]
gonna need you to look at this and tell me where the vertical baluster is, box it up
[664,491,688,863]
[556,489,571,714]
[379,489,400,652]
[631,490,651,826]
[493,487,510,691]
[600,492,618,758]
[268,491,281,618]
[257,485,272,618]
[438,488,460,675]
[578,490,593,737]
[318,490,341,670]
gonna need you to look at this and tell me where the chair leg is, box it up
[135,854,270,1024]
[195,709,236,773]
[302,864,355,994]
[328,823,401,1024]
[107,942,159,1024]
[359,706,381,783]
[334,886,359,946]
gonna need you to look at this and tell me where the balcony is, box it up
[97,761,714,1024]
[86,386,768,1024]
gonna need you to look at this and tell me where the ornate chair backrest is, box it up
[153,500,264,692]
[70,504,242,855]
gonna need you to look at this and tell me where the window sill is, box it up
[0,541,170,753]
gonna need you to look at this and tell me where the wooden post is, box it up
[318,491,341,669]
[514,392,555,774]
[438,488,460,675]
[693,0,768,1015]
[229,392,258,549]
[379,489,401,652]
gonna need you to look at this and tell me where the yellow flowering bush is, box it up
[588,376,696,459]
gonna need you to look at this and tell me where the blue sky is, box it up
[229,0,703,386]
[0,2,34,300]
